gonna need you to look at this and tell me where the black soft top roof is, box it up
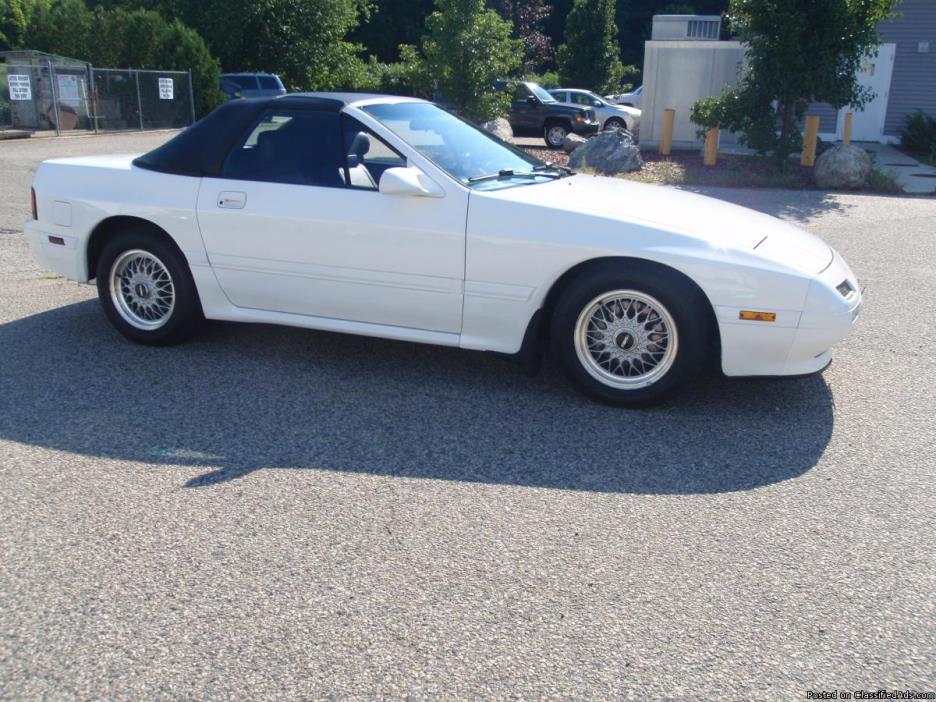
[133,95,345,177]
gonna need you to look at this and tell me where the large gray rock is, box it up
[562,133,587,153]
[481,117,514,143]
[568,129,642,174]
[814,143,872,189]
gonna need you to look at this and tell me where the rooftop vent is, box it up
[651,15,722,41]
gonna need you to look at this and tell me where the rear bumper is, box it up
[23,219,87,282]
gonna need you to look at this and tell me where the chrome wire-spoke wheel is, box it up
[573,290,678,389]
[109,249,176,330]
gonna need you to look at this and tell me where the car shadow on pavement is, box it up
[0,301,834,495]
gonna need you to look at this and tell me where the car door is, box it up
[196,106,467,334]
[510,83,540,132]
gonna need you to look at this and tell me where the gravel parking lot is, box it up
[1,132,934,700]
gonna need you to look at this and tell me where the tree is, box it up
[351,0,436,63]
[23,1,223,116]
[691,0,895,165]
[125,0,372,91]
[0,0,34,50]
[557,0,626,94]
[406,0,522,122]
[491,0,554,73]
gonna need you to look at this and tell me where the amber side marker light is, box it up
[740,311,777,322]
[31,187,37,220]
[48,235,65,246]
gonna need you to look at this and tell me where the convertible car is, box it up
[24,93,861,406]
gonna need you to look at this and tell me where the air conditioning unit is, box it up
[651,15,722,41]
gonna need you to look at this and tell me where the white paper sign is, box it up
[8,74,32,101]
[158,77,174,100]
[57,74,80,101]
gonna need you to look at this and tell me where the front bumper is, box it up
[573,121,600,137]
[719,249,861,377]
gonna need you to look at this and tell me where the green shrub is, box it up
[899,110,936,164]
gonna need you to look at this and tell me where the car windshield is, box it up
[362,102,566,189]
[529,83,556,103]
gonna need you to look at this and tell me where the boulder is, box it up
[814,144,872,189]
[562,133,587,153]
[568,129,642,174]
[481,117,514,143]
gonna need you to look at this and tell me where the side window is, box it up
[571,93,591,106]
[258,76,280,90]
[342,117,406,190]
[222,109,346,187]
[514,83,532,100]
[554,92,567,103]
[231,76,258,90]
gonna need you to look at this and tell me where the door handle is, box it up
[218,191,246,209]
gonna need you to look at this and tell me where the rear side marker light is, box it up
[48,235,65,246]
[739,310,776,322]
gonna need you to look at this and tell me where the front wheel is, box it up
[604,117,627,131]
[96,228,203,345]
[550,265,709,406]
[544,122,569,148]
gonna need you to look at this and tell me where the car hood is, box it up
[483,174,832,275]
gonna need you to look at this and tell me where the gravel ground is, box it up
[1,132,934,700]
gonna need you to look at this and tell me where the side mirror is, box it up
[378,166,445,198]
[593,100,603,108]
[526,95,538,105]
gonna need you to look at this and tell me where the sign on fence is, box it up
[158,77,174,100]
[8,74,32,100]
[57,74,80,102]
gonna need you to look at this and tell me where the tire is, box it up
[604,117,627,131]
[95,227,203,345]
[550,263,709,407]
[544,121,569,149]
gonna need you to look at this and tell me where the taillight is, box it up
[31,187,37,220]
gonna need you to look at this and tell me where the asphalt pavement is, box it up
[1,132,934,700]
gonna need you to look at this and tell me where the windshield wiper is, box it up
[534,164,573,176]
[467,168,564,184]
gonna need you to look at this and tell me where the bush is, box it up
[523,70,560,89]
[899,110,936,163]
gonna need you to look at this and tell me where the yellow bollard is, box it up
[703,128,718,166]
[843,112,853,145]
[661,109,675,156]
[801,115,820,167]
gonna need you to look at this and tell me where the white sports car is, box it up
[24,93,861,406]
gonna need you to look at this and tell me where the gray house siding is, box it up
[805,102,839,135]
[879,0,936,136]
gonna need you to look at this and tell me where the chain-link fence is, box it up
[1,54,195,135]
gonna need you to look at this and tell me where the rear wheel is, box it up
[550,264,709,406]
[544,121,569,148]
[96,227,203,345]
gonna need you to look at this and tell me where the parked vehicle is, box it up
[495,80,599,148]
[220,73,286,99]
[24,93,861,406]
[550,88,641,133]
[606,85,643,108]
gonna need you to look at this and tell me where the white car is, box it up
[606,85,643,108]
[550,89,641,133]
[24,93,861,406]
